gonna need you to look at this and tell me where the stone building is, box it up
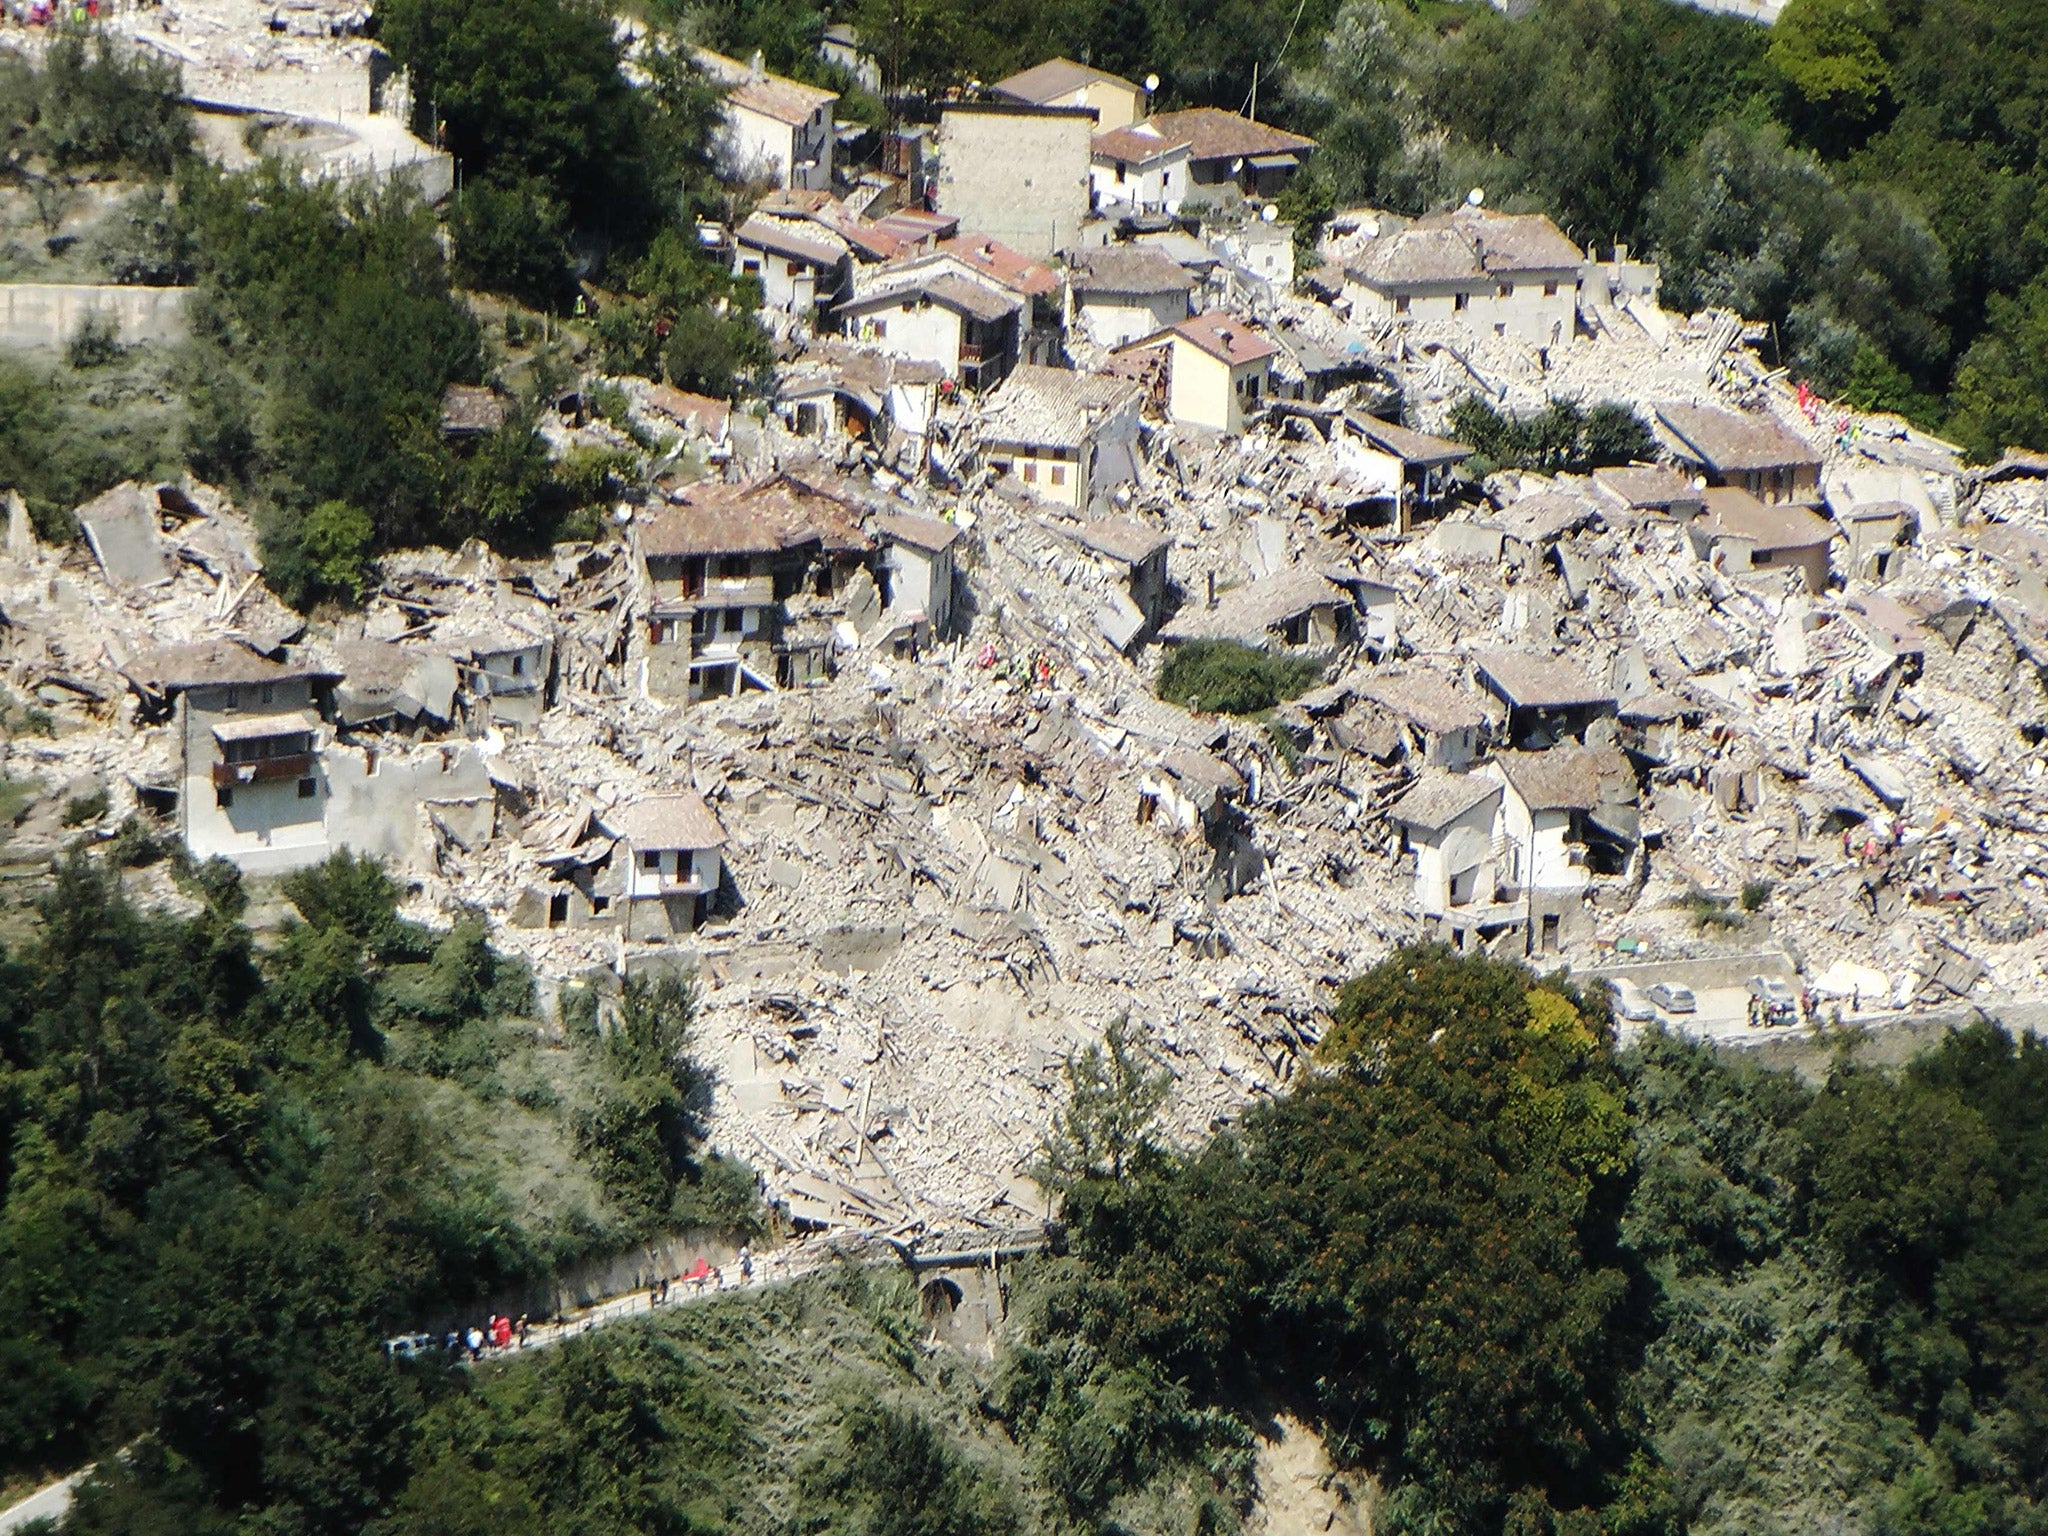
[933,104,1095,259]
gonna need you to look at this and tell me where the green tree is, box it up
[1038,1016,1170,1187]
[1768,0,1893,134]
[1947,271,2048,459]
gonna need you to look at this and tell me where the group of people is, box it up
[648,1245,756,1307]
[449,1313,530,1360]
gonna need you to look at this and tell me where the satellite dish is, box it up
[1144,72,1159,93]
[1261,203,1279,223]
[1360,216,1380,238]
[1467,187,1485,207]
[1230,157,1244,173]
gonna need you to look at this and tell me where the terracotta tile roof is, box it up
[936,236,1059,297]
[1697,487,1836,550]
[1346,414,1471,467]
[1161,567,1344,641]
[1170,311,1278,367]
[1389,770,1500,831]
[1063,516,1172,565]
[1068,245,1197,296]
[1091,120,1192,164]
[1142,107,1314,164]
[603,790,727,850]
[838,270,1022,322]
[1592,464,1702,511]
[643,384,730,436]
[124,639,336,691]
[735,214,848,268]
[1493,747,1607,812]
[1656,403,1821,474]
[642,474,874,558]
[1356,668,1487,733]
[980,364,1143,450]
[1345,207,1581,288]
[992,57,1142,104]
[695,49,836,127]
[1472,648,1614,710]
[872,511,961,554]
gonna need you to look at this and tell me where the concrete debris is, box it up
[15,201,2048,1244]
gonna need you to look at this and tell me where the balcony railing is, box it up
[212,752,313,788]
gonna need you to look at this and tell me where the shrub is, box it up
[1157,639,1323,715]
[62,788,110,825]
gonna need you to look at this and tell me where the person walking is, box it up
[466,1326,484,1361]
[738,1245,753,1284]
[516,1314,531,1348]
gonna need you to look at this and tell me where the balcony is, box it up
[212,752,313,788]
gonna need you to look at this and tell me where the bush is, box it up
[67,312,125,370]
[1157,639,1323,715]
[62,788,110,826]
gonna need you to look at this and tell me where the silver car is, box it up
[1607,978,1658,1023]
[1648,982,1697,1014]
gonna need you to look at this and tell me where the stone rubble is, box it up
[9,272,2048,1241]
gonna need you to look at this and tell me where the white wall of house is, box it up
[1089,151,1190,216]
[1484,774,1589,893]
[735,243,822,315]
[724,100,835,191]
[1075,289,1189,348]
[882,542,955,633]
[626,844,723,900]
[1343,273,1580,345]
[845,299,966,377]
[1400,795,1498,916]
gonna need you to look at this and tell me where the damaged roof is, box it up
[1698,487,1836,551]
[1346,414,1472,468]
[1472,648,1613,710]
[1161,567,1345,642]
[736,214,848,267]
[603,790,728,850]
[1063,516,1172,566]
[1346,207,1581,288]
[123,639,336,691]
[1389,769,1500,832]
[1356,669,1487,733]
[1592,464,1702,511]
[644,384,731,437]
[935,236,1061,298]
[1657,403,1820,474]
[872,512,961,554]
[643,475,873,558]
[980,364,1143,449]
[439,383,508,436]
[840,270,1023,322]
[1492,748,1606,812]
[696,48,837,126]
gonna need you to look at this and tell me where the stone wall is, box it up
[935,105,1094,259]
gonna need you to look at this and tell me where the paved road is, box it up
[0,1468,91,1535]
[1619,994,2048,1052]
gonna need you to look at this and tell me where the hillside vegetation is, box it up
[11,921,2046,1536]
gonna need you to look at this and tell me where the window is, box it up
[1454,292,1469,312]
[224,686,239,710]
[1498,283,1512,298]
[260,683,275,704]
[1394,295,1411,314]
[723,608,745,634]
[1022,462,1038,483]
[642,850,661,870]
[871,319,887,338]
[591,895,610,915]
[1753,549,1774,565]
[511,654,525,677]
[297,777,316,799]
[742,258,761,275]
[216,786,233,809]
[1543,281,1559,297]
[1050,465,1066,486]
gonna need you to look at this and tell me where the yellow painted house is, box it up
[1143,312,1278,435]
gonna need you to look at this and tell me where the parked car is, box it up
[1606,977,1657,1022]
[1647,982,1697,1014]
[384,1332,437,1361]
[1747,975,1799,1027]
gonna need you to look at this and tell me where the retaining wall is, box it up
[0,284,192,352]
